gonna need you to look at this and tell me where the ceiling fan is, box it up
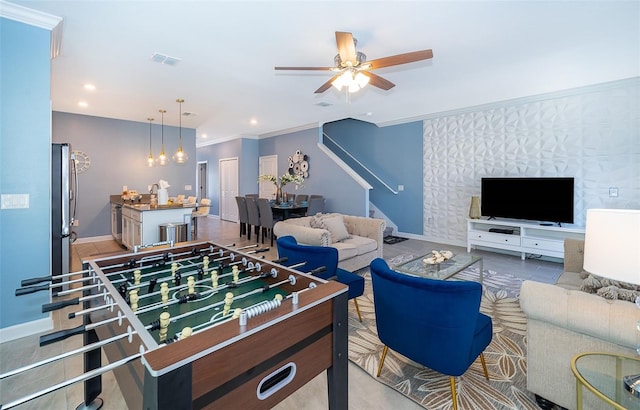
[275,31,433,94]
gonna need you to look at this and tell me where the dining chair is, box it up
[276,235,363,321]
[294,194,308,203]
[369,258,492,410]
[191,198,211,240]
[306,196,325,216]
[245,196,261,242]
[245,193,259,198]
[187,196,197,204]
[257,198,281,246]
[235,196,249,237]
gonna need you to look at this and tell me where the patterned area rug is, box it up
[347,255,540,410]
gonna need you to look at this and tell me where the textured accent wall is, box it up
[423,78,640,246]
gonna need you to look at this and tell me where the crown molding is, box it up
[1,1,63,58]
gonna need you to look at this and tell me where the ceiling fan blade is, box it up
[274,66,333,71]
[365,49,433,70]
[314,74,341,94]
[335,31,357,65]
[362,71,395,90]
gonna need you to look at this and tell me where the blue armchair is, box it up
[370,258,492,410]
[276,235,364,321]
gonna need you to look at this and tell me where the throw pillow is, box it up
[580,273,640,302]
[322,215,350,243]
[310,213,325,229]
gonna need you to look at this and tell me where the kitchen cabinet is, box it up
[121,204,193,250]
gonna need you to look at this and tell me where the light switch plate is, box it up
[185,185,192,191]
[1,194,30,209]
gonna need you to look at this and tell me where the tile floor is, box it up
[0,217,563,409]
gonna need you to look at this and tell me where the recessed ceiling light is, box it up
[250,118,258,125]
[83,84,96,91]
[78,101,88,107]
[201,134,208,139]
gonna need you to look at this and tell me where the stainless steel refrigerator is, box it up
[52,143,77,290]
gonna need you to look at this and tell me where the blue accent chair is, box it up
[276,235,364,321]
[370,258,492,410]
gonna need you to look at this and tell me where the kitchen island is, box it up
[110,196,195,250]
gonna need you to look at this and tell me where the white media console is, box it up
[467,218,585,260]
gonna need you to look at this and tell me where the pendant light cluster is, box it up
[145,98,188,166]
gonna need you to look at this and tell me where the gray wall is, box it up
[52,112,197,238]
[1,18,51,329]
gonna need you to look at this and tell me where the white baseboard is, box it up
[74,235,114,244]
[0,317,52,343]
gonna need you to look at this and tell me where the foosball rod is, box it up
[15,281,101,297]
[19,269,92,287]
[0,352,142,410]
[0,330,135,380]
[41,291,107,313]
[39,315,121,346]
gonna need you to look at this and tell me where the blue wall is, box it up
[53,112,197,238]
[323,119,424,233]
[259,127,369,217]
[0,18,51,328]
[196,138,259,215]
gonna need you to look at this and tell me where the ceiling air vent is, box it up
[150,52,181,66]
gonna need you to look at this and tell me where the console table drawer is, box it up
[469,231,521,246]
[522,238,563,252]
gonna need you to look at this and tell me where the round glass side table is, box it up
[571,352,640,409]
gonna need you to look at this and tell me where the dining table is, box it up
[271,201,308,220]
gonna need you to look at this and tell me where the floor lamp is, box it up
[583,208,640,397]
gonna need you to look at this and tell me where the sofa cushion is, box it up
[332,242,358,261]
[322,214,350,243]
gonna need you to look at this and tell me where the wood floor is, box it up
[1,216,564,409]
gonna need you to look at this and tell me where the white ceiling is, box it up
[10,1,640,146]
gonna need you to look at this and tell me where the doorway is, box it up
[259,155,278,199]
[219,157,239,222]
[197,161,207,201]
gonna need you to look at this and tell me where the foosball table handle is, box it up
[39,325,85,346]
[15,284,50,296]
[21,276,53,286]
[42,298,80,313]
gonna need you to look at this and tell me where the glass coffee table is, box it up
[571,352,640,409]
[393,253,483,283]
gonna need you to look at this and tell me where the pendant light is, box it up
[172,98,188,164]
[157,109,168,166]
[146,117,155,167]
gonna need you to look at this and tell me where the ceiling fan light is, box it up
[332,72,348,91]
[355,72,370,88]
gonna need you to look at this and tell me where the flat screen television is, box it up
[480,177,574,224]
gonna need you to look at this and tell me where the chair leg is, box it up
[449,376,458,410]
[376,345,388,377]
[352,298,362,322]
[479,352,489,380]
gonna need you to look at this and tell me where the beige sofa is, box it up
[520,239,640,409]
[272,213,386,272]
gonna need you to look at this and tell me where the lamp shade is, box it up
[583,209,640,285]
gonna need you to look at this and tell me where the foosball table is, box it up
[4,241,349,409]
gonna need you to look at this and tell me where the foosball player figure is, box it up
[179,327,193,340]
[171,262,178,277]
[223,292,234,316]
[232,265,239,284]
[133,269,142,285]
[203,256,210,273]
[187,276,195,294]
[232,307,242,319]
[129,289,139,312]
[160,282,169,305]
[211,270,218,289]
[159,311,170,342]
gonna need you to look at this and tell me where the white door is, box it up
[219,157,239,222]
[259,155,278,199]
